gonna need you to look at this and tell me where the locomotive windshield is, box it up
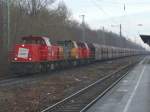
[21,38,46,45]
[57,41,74,48]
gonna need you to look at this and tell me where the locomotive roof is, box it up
[21,35,47,40]
[21,35,51,46]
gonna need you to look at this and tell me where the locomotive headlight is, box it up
[22,44,25,47]
[29,58,32,61]
[14,58,18,61]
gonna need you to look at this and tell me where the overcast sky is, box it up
[57,0,150,48]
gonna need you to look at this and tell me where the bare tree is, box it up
[0,0,3,39]
[16,0,56,16]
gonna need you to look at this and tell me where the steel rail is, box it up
[41,60,140,112]
[80,70,130,112]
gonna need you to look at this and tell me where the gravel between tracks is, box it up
[0,56,142,112]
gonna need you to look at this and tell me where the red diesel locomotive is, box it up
[11,36,94,73]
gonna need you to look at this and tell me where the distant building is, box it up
[140,35,150,46]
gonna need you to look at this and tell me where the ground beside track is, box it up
[0,56,9,79]
[0,56,143,112]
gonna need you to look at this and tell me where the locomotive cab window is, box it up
[57,41,74,48]
[21,38,46,45]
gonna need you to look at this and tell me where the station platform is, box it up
[87,56,150,112]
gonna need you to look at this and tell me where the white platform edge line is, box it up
[139,57,146,65]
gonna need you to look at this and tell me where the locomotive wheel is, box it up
[38,64,42,72]
[50,63,55,70]
[41,63,47,72]
[87,59,90,64]
[55,63,58,69]
[73,61,77,66]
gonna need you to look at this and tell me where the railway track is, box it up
[0,57,135,86]
[41,59,141,112]
[0,56,141,81]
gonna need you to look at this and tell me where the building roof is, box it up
[140,35,150,46]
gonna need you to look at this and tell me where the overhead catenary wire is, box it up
[95,0,150,5]
[90,0,136,39]
[89,0,119,26]
[89,0,136,47]
[89,0,125,36]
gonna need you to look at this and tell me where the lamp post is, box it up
[7,0,10,51]
[111,24,122,37]
[136,24,143,44]
[80,14,85,42]
[100,26,105,45]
